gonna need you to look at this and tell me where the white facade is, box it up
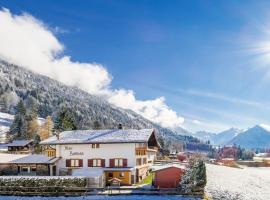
[56,143,137,170]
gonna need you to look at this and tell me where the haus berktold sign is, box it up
[64,146,84,156]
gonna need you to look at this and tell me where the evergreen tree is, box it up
[193,160,207,190]
[93,120,101,130]
[25,96,38,119]
[179,158,207,194]
[9,100,27,138]
[55,107,77,131]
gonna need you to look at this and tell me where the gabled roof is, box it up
[40,129,157,145]
[152,164,186,172]
[5,140,33,147]
[0,153,59,164]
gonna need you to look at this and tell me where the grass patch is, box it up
[134,172,153,186]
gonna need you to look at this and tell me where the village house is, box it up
[4,140,34,154]
[0,153,59,176]
[40,128,159,186]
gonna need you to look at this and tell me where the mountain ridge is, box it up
[0,59,206,150]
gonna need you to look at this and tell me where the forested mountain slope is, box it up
[0,60,207,150]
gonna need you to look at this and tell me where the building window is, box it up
[31,166,37,172]
[21,166,28,172]
[70,159,81,167]
[119,172,125,178]
[114,158,123,167]
[143,158,147,164]
[93,159,102,167]
[92,144,100,148]
[136,158,142,166]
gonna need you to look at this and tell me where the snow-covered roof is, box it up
[5,140,33,147]
[40,129,156,145]
[151,164,186,172]
[0,153,27,163]
[0,153,59,164]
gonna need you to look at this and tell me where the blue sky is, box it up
[1,0,270,132]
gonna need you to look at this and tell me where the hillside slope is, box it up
[0,60,198,147]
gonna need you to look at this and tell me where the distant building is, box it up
[218,146,238,159]
[40,129,159,186]
[5,140,34,154]
[153,165,185,188]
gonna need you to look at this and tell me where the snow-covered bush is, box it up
[0,176,86,192]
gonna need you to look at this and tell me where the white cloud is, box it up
[0,8,184,129]
[0,8,111,95]
[108,89,184,128]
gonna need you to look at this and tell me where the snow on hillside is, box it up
[0,112,13,136]
[206,164,270,200]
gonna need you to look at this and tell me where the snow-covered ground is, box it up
[0,112,14,136]
[206,163,270,200]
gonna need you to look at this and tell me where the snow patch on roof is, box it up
[0,153,58,164]
[40,129,155,145]
[5,140,33,147]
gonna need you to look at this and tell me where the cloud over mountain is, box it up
[0,8,184,129]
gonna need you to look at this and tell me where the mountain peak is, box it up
[257,124,270,132]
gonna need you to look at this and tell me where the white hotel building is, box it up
[40,128,159,185]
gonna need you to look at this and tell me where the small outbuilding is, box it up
[153,165,185,188]
[5,140,34,154]
[0,153,59,176]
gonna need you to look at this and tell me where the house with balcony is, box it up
[40,128,159,185]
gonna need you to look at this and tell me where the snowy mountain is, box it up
[0,60,199,147]
[212,128,242,146]
[193,128,242,146]
[228,125,270,149]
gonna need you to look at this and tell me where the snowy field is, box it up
[0,196,199,200]
[206,163,270,200]
[0,112,13,136]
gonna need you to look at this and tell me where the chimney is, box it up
[118,123,123,130]
[56,131,60,140]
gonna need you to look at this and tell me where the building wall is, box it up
[56,143,137,169]
[0,164,18,175]
[0,164,50,176]
[154,167,184,188]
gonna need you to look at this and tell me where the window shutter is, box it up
[101,159,105,167]
[79,159,83,167]
[110,159,114,167]
[88,159,93,167]
[66,159,71,167]
[123,159,128,167]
